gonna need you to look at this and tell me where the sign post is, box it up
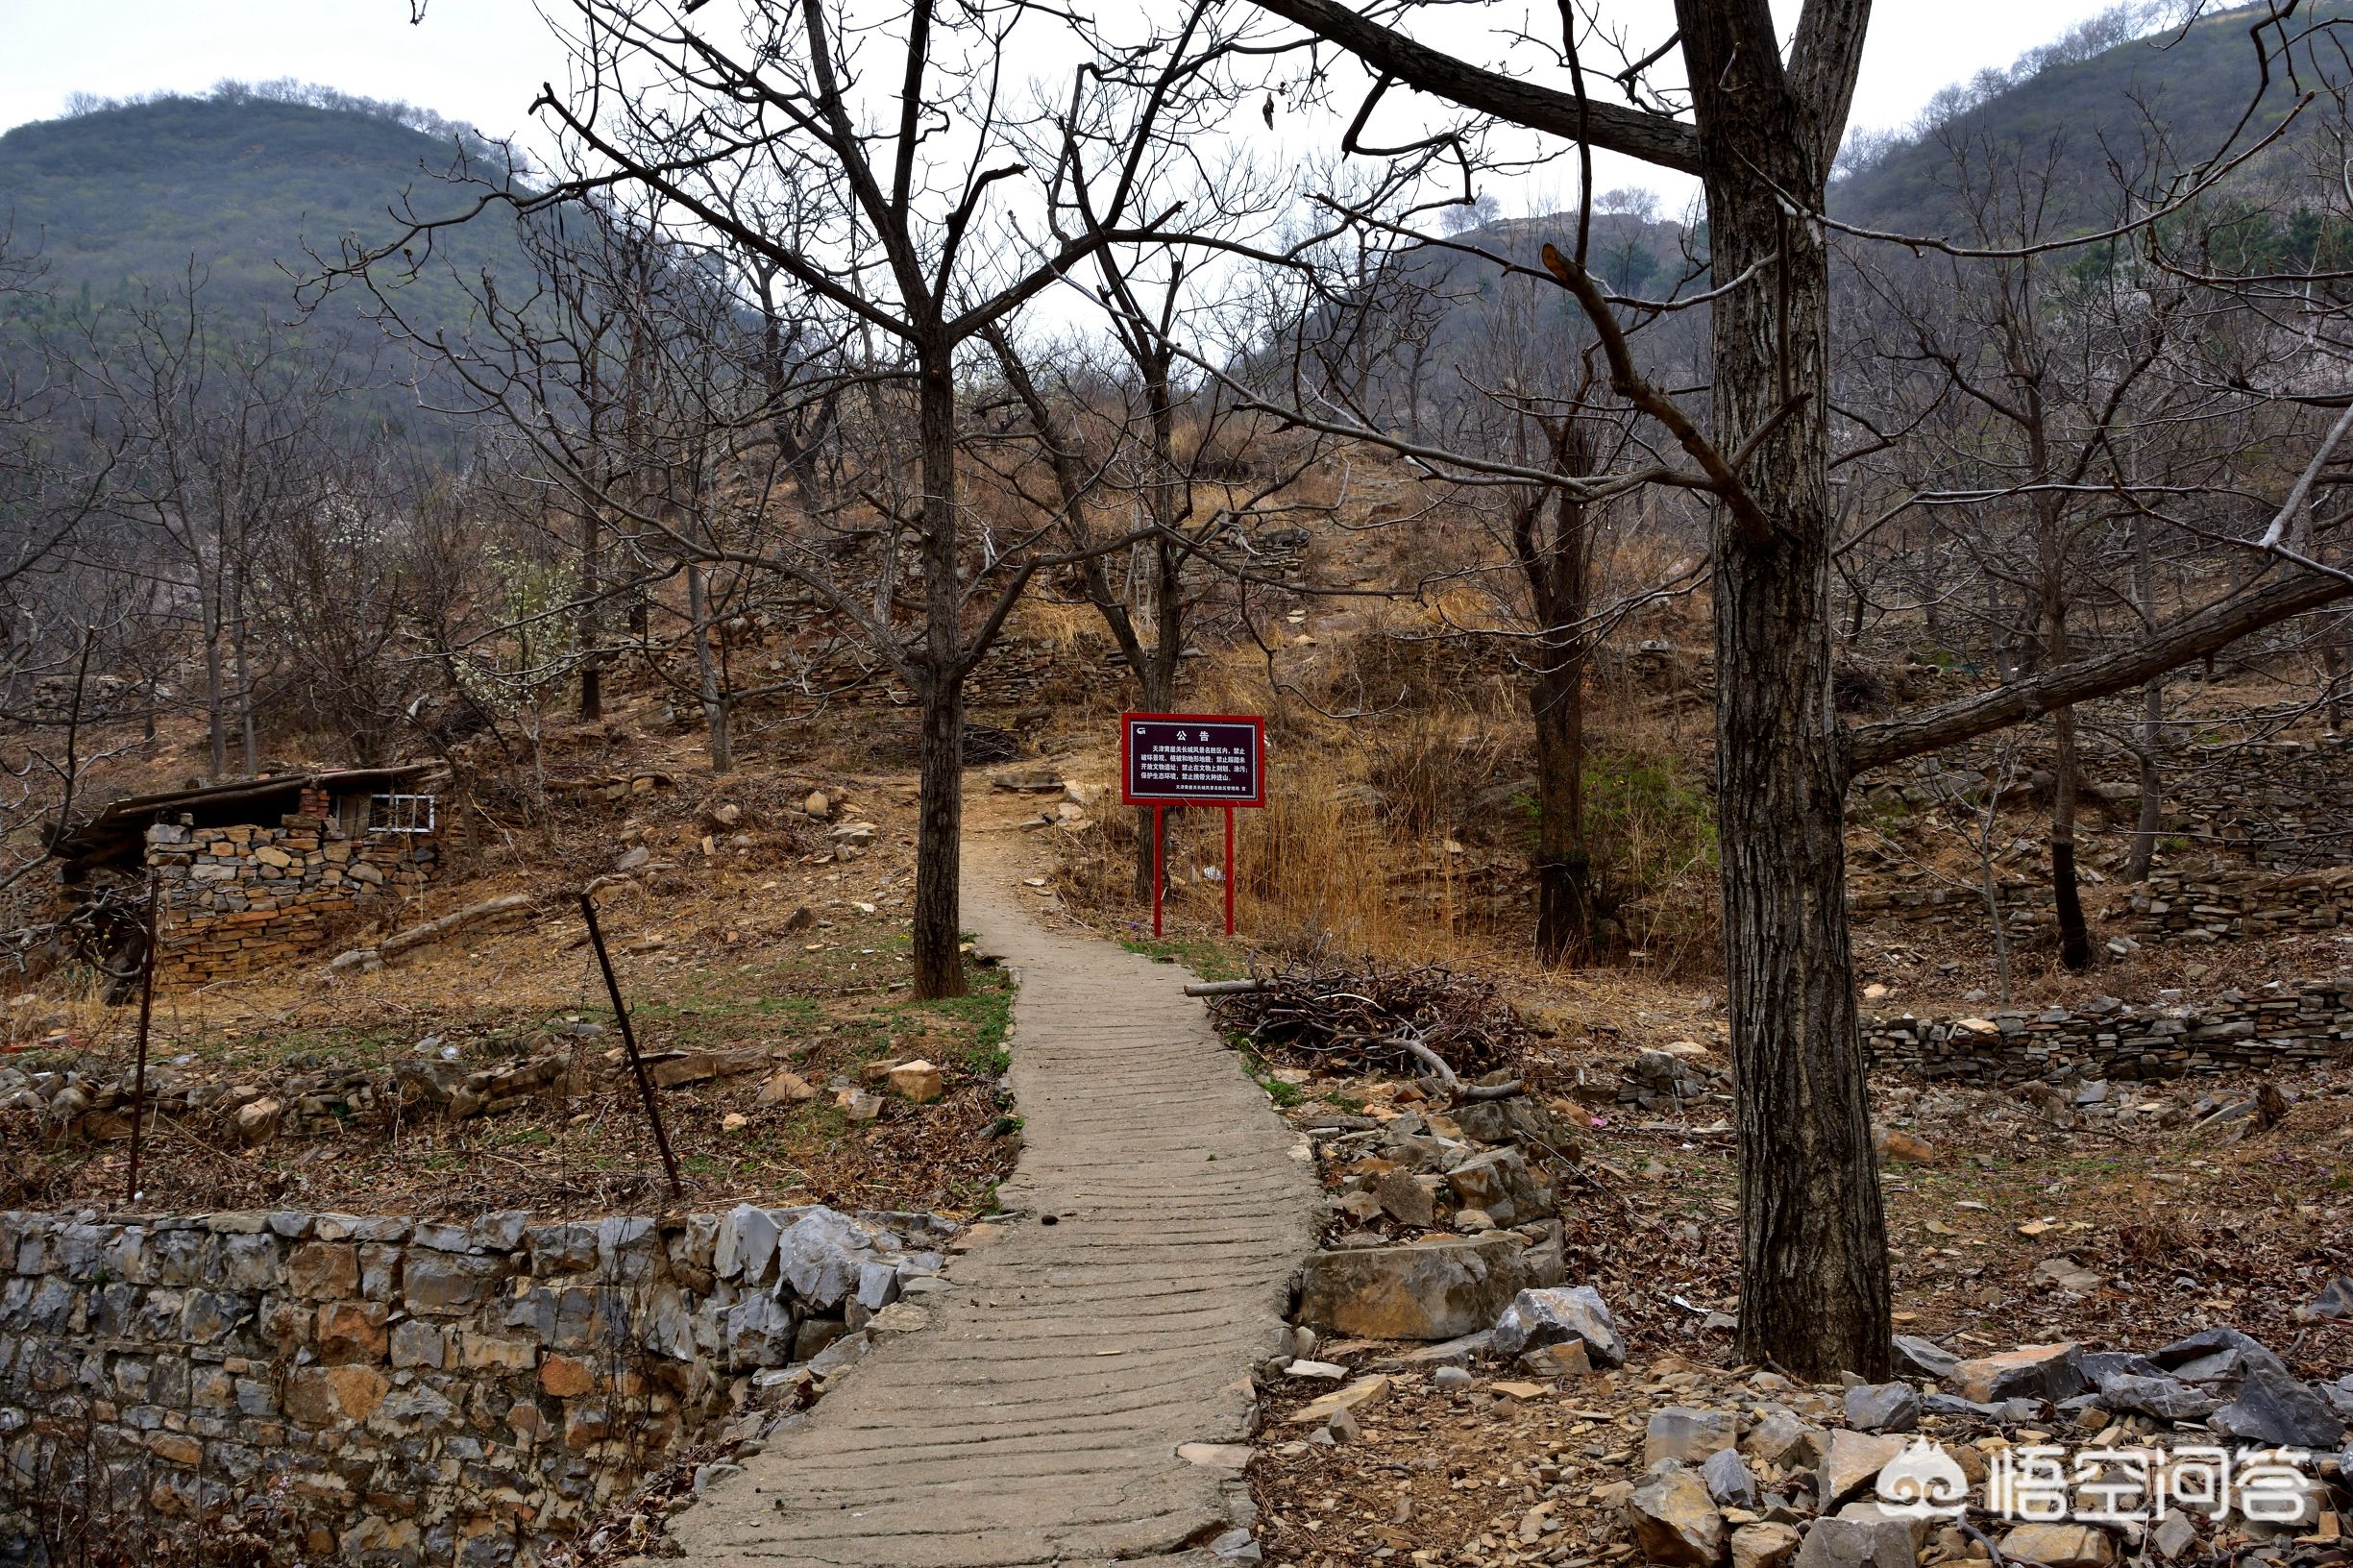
[1120,713,1265,937]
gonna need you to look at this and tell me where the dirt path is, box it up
[669,825,1322,1567]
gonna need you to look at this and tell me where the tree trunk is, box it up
[1697,81,1891,1382]
[2127,680,2163,883]
[2049,703,2093,968]
[577,497,603,723]
[1532,656,1590,964]
[201,572,228,780]
[909,353,968,1001]
[687,560,731,774]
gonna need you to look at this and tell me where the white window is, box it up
[369,794,437,835]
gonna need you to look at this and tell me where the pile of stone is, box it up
[1292,1089,1580,1341]
[1603,1330,2352,1568]
[2127,867,2352,943]
[0,1033,795,1147]
[1618,1042,1731,1111]
[1864,981,2353,1087]
[0,1200,956,1565]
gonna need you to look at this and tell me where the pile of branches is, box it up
[1203,959,1529,1086]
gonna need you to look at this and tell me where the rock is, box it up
[1287,1374,1389,1425]
[757,1070,819,1107]
[1842,1382,1920,1433]
[1790,1515,1911,1568]
[616,845,651,871]
[1433,1365,1474,1390]
[803,791,832,818]
[1489,1286,1624,1367]
[830,821,877,844]
[1876,1129,1936,1164]
[234,1097,282,1146]
[1284,1360,1348,1382]
[1395,1331,1489,1368]
[2207,1366,2347,1448]
[807,1330,870,1381]
[1297,1236,1531,1340]
[1521,1339,1593,1378]
[721,1112,749,1132]
[1892,1335,1958,1380]
[1997,1524,2116,1568]
[1646,1408,1740,1466]
[2030,1256,2106,1293]
[1177,1442,1254,1470]
[1741,1409,1826,1470]
[837,1089,883,1121]
[1948,1342,2083,1405]
[1703,1448,1758,1509]
[2149,1512,2199,1559]
[1921,1392,2042,1422]
[886,1060,944,1104]
[1372,1169,1435,1229]
[1626,1465,1727,1567]
[2297,1275,2353,1322]
[1818,1430,1908,1507]
[2150,1325,2287,1381]
[1447,1147,1546,1226]
[1729,1523,1801,1568]
[2094,1371,2218,1422]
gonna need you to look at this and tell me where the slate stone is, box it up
[2150,1326,2286,1381]
[1489,1285,1624,1366]
[1891,1335,1957,1380]
[1703,1446,1759,1509]
[1626,1465,1727,1567]
[1646,1407,1739,1465]
[1298,1236,1531,1340]
[1843,1382,1920,1433]
[2095,1371,2219,1423]
[2207,1366,2347,1449]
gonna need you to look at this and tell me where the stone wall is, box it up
[1847,878,2058,940]
[1863,979,2353,1084]
[2124,866,2351,942]
[0,1201,951,1565]
[146,788,441,987]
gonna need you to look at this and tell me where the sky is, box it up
[0,0,2155,208]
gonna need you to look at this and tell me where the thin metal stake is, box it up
[124,869,159,1207]
[576,891,683,1199]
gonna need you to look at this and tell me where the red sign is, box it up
[1117,712,1266,938]
[1120,713,1265,806]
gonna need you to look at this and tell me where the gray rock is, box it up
[1948,1341,2084,1405]
[2149,1511,2200,1559]
[2320,1375,2353,1420]
[1489,1285,1624,1367]
[1446,1148,1547,1227]
[1298,1235,1532,1340]
[2095,1371,2219,1423]
[1433,1365,1474,1390]
[2079,1350,2161,1384]
[716,1204,781,1284]
[2150,1326,2287,1381]
[1891,1335,1957,1380]
[1646,1408,1739,1466]
[1703,1447,1759,1509]
[1921,1392,2045,1423]
[807,1329,870,1380]
[1741,1409,1826,1470]
[2297,1276,2353,1323]
[2207,1366,2347,1449]
[1817,1430,1907,1508]
[724,1294,796,1367]
[776,1209,874,1310]
[1791,1515,1912,1568]
[1842,1382,1920,1433]
[1627,1465,1727,1567]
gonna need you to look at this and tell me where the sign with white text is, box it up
[1120,714,1264,806]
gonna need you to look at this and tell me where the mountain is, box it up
[0,87,527,444]
[1831,1,2353,236]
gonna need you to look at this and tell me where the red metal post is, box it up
[1223,805,1236,936]
[1152,805,1165,937]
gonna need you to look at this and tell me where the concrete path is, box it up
[670,862,1321,1567]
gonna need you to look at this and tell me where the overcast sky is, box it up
[0,0,2145,206]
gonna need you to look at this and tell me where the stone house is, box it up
[52,766,449,989]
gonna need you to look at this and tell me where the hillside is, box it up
[0,88,526,435]
[1832,0,2353,235]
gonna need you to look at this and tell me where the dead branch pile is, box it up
[1204,960,1529,1083]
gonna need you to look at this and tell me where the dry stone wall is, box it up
[2125,866,2351,942]
[0,1201,951,1566]
[145,791,440,986]
[1864,979,2353,1084]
